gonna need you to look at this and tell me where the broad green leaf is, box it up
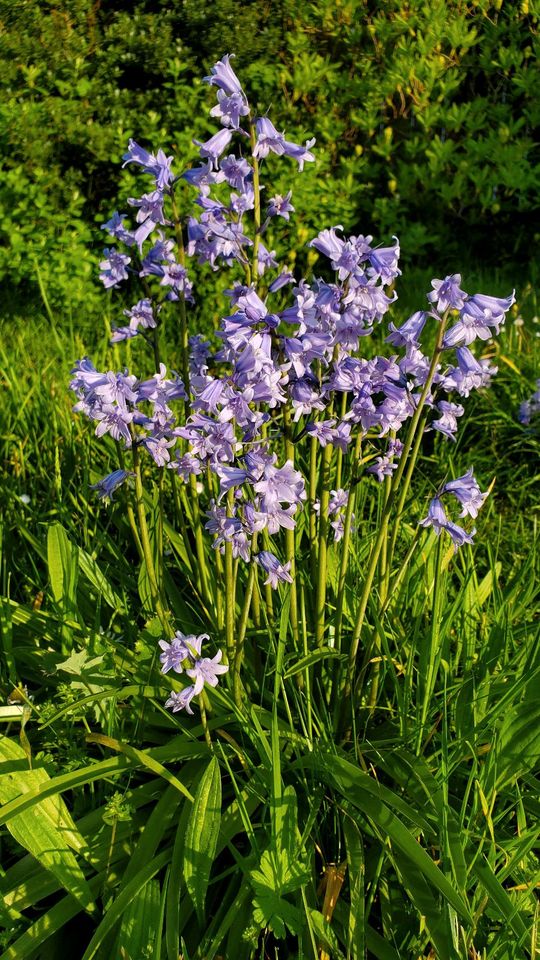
[183,756,221,924]
[0,737,94,912]
[0,739,202,829]
[81,852,170,960]
[165,799,192,960]
[47,522,79,634]
[86,733,195,802]
[116,878,161,960]
[77,544,126,612]
[342,816,365,960]
[0,883,97,960]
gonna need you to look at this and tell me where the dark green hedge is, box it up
[1,0,538,317]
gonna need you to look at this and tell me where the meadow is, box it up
[1,7,540,960]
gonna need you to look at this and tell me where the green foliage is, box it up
[1,0,539,320]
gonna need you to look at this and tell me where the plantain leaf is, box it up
[116,878,161,960]
[47,522,80,635]
[0,736,94,912]
[183,755,221,924]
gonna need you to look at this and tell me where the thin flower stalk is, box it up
[316,442,334,648]
[131,435,172,637]
[342,313,450,708]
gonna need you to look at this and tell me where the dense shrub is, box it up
[0,0,539,317]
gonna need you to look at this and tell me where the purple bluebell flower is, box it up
[519,380,540,424]
[443,291,515,348]
[159,630,205,673]
[143,435,176,467]
[168,452,203,482]
[210,90,249,129]
[186,650,228,693]
[253,459,306,512]
[419,497,475,550]
[220,155,252,190]
[368,238,401,284]
[386,311,428,347]
[267,192,294,220]
[183,160,225,193]
[101,212,135,246]
[441,346,497,397]
[269,270,295,293]
[164,687,198,715]
[442,468,487,518]
[254,551,293,588]
[90,469,134,500]
[367,438,404,482]
[431,400,464,440]
[257,242,278,276]
[195,128,234,167]
[428,274,467,313]
[99,248,131,289]
[122,140,174,190]
[305,420,337,447]
[253,117,315,170]
[203,54,244,97]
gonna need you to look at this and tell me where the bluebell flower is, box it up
[419,497,475,550]
[253,118,315,170]
[122,140,174,190]
[254,551,293,588]
[430,400,464,440]
[441,346,497,397]
[210,90,249,129]
[442,468,487,518]
[203,54,244,97]
[386,311,428,347]
[90,470,134,500]
[99,248,131,289]
[267,191,295,220]
[428,274,467,313]
[165,687,198,715]
[443,290,515,347]
[186,650,229,693]
[195,129,234,167]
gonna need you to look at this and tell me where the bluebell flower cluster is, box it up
[159,631,228,714]
[70,55,516,713]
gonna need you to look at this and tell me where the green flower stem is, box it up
[233,534,258,707]
[416,532,444,754]
[118,448,144,561]
[283,404,299,648]
[385,406,430,581]
[249,121,261,274]
[334,432,363,654]
[335,391,348,491]
[169,192,191,419]
[342,314,449,709]
[225,490,236,666]
[170,473,195,578]
[188,473,213,610]
[309,435,318,583]
[198,694,213,750]
[316,442,333,648]
[131,435,172,638]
